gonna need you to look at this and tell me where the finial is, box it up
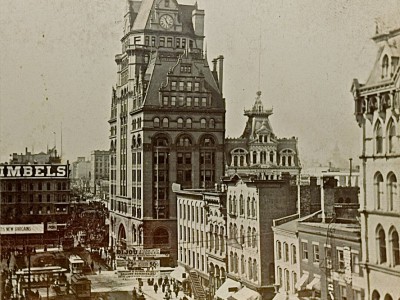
[256,91,262,97]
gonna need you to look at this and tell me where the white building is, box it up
[351,25,400,300]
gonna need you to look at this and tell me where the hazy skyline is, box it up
[1,0,399,168]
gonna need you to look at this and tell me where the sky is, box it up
[0,0,399,168]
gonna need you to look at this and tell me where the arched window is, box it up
[239,194,244,215]
[229,252,234,272]
[382,55,389,78]
[387,121,396,153]
[284,242,289,262]
[270,151,274,162]
[186,118,192,129]
[387,173,397,211]
[252,228,257,248]
[390,228,399,266]
[233,156,238,166]
[240,225,245,245]
[247,227,252,247]
[177,136,192,147]
[162,117,169,128]
[232,195,237,215]
[200,118,206,129]
[281,156,286,166]
[374,172,384,210]
[384,294,393,300]
[132,136,136,148]
[209,118,215,129]
[234,253,238,273]
[253,259,258,281]
[252,151,257,164]
[247,197,251,216]
[153,117,160,128]
[248,259,253,280]
[377,226,387,264]
[375,122,383,154]
[284,269,289,291]
[177,118,183,128]
[372,290,380,300]
[137,134,142,147]
[241,255,245,274]
[276,241,282,260]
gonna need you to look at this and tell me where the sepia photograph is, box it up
[0,0,399,299]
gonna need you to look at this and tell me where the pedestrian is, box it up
[158,277,163,286]
[154,283,158,293]
[90,261,94,272]
[162,283,165,293]
[98,267,101,274]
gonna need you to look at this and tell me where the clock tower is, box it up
[109,0,225,265]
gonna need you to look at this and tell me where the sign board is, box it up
[116,248,167,258]
[127,260,160,269]
[117,270,159,279]
[0,165,68,178]
[47,222,58,231]
[0,224,44,235]
[344,246,352,284]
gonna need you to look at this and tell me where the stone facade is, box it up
[351,26,400,300]
[108,0,225,265]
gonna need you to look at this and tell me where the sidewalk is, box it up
[141,283,194,300]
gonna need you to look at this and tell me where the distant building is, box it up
[351,24,400,300]
[225,91,301,180]
[90,150,110,199]
[0,149,70,248]
[71,157,91,192]
[10,147,60,165]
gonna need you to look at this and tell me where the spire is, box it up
[253,91,264,112]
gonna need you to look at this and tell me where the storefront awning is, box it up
[295,272,309,290]
[273,293,300,300]
[306,276,320,291]
[228,286,261,300]
[215,278,241,300]
[170,266,188,282]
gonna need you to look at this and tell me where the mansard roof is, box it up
[142,51,222,107]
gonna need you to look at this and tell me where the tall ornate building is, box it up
[108,0,225,264]
[351,26,400,299]
[225,91,301,180]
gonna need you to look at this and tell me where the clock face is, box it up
[160,14,174,29]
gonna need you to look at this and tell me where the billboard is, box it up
[0,165,68,178]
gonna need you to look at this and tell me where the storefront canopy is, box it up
[306,276,320,291]
[228,286,261,300]
[215,278,241,300]
[295,272,309,290]
[170,266,188,283]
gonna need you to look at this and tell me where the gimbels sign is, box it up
[0,165,69,178]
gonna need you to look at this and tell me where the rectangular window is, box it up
[145,36,149,45]
[340,285,347,300]
[201,97,207,107]
[179,96,184,106]
[194,97,199,107]
[182,38,186,49]
[186,97,192,107]
[134,36,141,44]
[163,96,169,106]
[159,37,165,47]
[176,38,180,48]
[179,82,184,91]
[292,245,297,264]
[301,242,308,260]
[187,82,192,91]
[337,249,345,270]
[171,81,177,90]
[167,38,173,48]
[151,36,156,47]
[171,96,176,106]
[351,253,360,274]
[353,290,362,300]
[313,244,320,263]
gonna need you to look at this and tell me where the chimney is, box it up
[218,55,224,95]
[212,59,218,85]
